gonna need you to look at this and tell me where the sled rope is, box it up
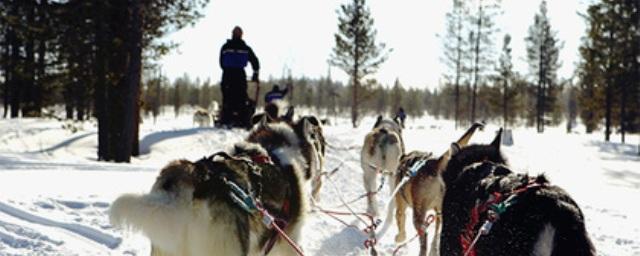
[256,203,305,256]
[326,142,360,151]
[392,213,436,256]
[323,173,380,254]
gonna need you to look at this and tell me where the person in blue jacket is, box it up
[264,85,289,103]
[218,26,260,127]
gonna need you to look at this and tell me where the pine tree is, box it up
[497,34,513,129]
[330,0,390,128]
[442,0,468,128]
[577,0,639,142]
[525,0,562,133]
[468,0,500,123]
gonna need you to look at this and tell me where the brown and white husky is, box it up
[360,115,405,216]
[378,123,483,256]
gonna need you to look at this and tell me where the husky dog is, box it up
[250,100,294,126]
[109,120,318,256]
[360,115,405,216]
[247,114,326,202]
[440,129,596,256]
[388,123,483,256]
[193,108,212,127]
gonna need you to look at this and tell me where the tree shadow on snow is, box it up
[603,168,640,189]
[139,127,216,155]
[316,223,368,256]
[28,132,97,154]
[585,140,639,162]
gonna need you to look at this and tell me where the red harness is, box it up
[251,154,273,164]
[460,181,544,256]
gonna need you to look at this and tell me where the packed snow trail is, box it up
[0,202,120,249]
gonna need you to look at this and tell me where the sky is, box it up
[159,0,594,89]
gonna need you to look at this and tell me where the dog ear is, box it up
[491,128,503,149]
[251,113,265,127]
[283,106,295,122]
[259,114,271,127]
[306,115,320,126]
[450,142,461,156]
[456,122,483,147]
[436,141,463,171]
[301,117,316,141]
[373,115,383,129]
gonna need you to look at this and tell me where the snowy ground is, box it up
[0,110,639,255]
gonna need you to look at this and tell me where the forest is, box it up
[1,0,638,162]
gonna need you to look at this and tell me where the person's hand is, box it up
[251,73,259,82]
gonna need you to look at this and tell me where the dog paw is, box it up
[395,233,406,243]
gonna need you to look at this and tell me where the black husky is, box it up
[440,129,596,256]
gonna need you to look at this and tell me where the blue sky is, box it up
[158,0,593,89]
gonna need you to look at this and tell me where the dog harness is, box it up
[460,178,545,256]
[201,151,302,256]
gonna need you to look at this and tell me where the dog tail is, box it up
[110,192,188,254]
[374,128,401,160]
[548,190,596,256]
[375,175,410,239]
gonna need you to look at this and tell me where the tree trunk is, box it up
[117,0,143,162]
[620,80,626,144]
[351,4,360,128]
[604,30,614,142]
[94,1,110,161]
[604,82,612,142]
[8,7,21,119]
[2,24,10,118]
[503,77,508,129]
[22,1,37,117]
[471,0,483,124]
[536,36,545,133]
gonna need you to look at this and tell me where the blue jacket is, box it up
[220,39,259,71]
[264,88,289,103]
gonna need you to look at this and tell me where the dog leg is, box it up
[413,205,428,256]
[394,194,408,243]
[311,175,322,202]
[363,170,379,216]
[429,208,442,256]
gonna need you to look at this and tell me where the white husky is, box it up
[193,108,212,127]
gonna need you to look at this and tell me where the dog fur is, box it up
[110,125,313,255]
[360,115,405,216]
[247,110,326,203]
[193,109,212,127]
[388,123,483,256]
[439,129,596,256]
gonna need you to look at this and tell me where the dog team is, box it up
[110,100,596,256]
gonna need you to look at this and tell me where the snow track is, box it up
[0,202,121,249]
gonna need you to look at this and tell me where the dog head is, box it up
[250,101,294,128]
[442,126,506,185]
[373,115,403,134]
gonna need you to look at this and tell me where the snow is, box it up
[1,111,639,255]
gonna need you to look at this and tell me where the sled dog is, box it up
[389,123,483,256]
[360,115,405,216]
[193,108,212,127]
[439,128,596,256]
[247,114,326,202]
[110,127,312,255]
